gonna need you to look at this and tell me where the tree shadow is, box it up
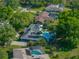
[7,49,13,59]
[56,39,77,52]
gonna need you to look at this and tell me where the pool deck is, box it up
[13,48,50,59]
[35,54,50,59]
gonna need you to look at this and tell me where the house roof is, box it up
[31,24,40,32]
[21,24,42,40]
[46,4,64,12]
[35,12,50,23]
[13,49,26,59]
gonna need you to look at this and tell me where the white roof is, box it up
[46,4,64,11]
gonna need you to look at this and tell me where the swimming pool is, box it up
[42,32,51,42]
[31,50,42,56]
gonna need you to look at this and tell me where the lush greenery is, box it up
[56,11,79,51]
[0,6,35,32]
[20,0,79,8]
[10,12,35,32]
[0,1,35,59]
[6,0,20,10]
[27,38,47,47]
[41,9,79,59]
[0,21,16,46]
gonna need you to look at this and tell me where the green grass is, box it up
[49,47,79,59]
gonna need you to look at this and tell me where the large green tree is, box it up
[0,6,35,32]
[56,11,79,50]
[0,6,13,20]
[9,12,35,32]
[6,0,20,9]
[0,21,16,46]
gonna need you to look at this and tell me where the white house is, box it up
[46,4,64,12]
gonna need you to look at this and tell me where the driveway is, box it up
[11,41,27,46]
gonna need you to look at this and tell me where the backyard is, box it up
[44,40,79,59]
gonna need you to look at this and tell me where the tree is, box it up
[56,14,79,50]
[6,0,20,9]
[9,12,35,32]
[27,40,35,47]
[69,56,79,59]
[0,6,13,20]
[0,6,35,32]
[36,38,47,46]
[0,21,16,46]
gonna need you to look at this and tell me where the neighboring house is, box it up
[13,46,50,59]
[36,12,49,23]
[21,23,43,41]
[35,4,64,23]
[35,12,52,23]
[46,4,64,12]
[45,4,64,19]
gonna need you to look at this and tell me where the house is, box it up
[21,23,43,41]
[35,4,64,23]
[45,4,64,20]
[35,12,53,23]
[13,46,50,59]
[46,4,64,12]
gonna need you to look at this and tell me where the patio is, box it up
[13,46,50,59]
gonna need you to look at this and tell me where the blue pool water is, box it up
[31,50,42,55]
[42,32,51,42]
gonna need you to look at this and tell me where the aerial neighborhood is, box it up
[0,0,79,59]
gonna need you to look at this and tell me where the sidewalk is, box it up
[11,41,27,46]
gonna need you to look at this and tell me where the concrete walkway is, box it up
[11,41,27,46]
